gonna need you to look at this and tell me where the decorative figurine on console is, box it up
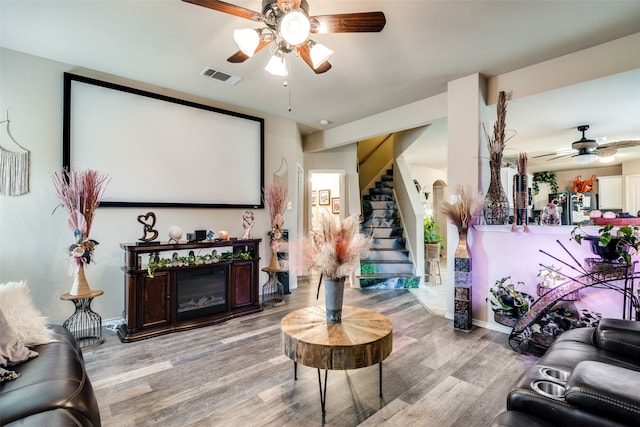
[242,210,255,239]
[167,225,182,243]
[137,212,159,242]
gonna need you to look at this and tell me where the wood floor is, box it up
[83,279,538,426]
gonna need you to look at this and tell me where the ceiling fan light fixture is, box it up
[280,10,310,45]
[575,153,598,164]
[233,28,260,56]
[309,41,333,68]
[599,155,616,164]
[265,51,288,76]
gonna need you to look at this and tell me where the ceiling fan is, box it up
[182,0,386,75]
[534,125,640,164]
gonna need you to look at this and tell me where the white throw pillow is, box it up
[0,281,54,346]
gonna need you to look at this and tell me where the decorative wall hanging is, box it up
[0,115,30,196]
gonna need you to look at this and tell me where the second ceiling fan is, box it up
[183,0,386,75]
[535,125,640,163]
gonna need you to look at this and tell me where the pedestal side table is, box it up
[60,290,104,348]
[261,267,285,307]
[281,305,392,424]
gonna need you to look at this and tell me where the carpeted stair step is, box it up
[370,237,406,249]
[362,217,396,228]
[359,274,420,289]
[364,248,410,262]
[363,200,396,210]
[369,187,394,197]
[360,260,414,275]
[366,227,403,238]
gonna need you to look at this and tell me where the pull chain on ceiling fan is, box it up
[183,0,386,75]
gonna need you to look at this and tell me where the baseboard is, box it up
[103,317,124,332]
[444,311,511,335]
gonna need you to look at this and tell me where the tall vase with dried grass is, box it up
[53,169,110,296]
[303,212,371,323]
[442,184,484,331]
[264,183,288,271]
[483,90,513,225]
[441,184,484,261]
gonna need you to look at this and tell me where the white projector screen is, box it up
[63,73,264,208]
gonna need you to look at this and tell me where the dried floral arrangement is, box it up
[264,183,288,241]
[52,169,110,265]
[441,184,484,230]
[483,90,515,164]
[304,212,371,280]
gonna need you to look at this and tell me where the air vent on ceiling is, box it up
[200,67,241,86]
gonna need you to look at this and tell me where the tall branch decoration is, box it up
[52,169,110,296]
[442,184,484,331]
[512,153,529,232]
[483,90,512,225]
[264,183,288,271]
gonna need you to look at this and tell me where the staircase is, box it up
[360,168,420,289]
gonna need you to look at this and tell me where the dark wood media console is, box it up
[117,239,262,342]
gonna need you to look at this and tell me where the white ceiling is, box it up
[2,0,640,172]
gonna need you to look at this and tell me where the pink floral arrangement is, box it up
[304,212,371,279]
[264,183,288,243]
[52,169,110,265]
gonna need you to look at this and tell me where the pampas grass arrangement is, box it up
[264,183,288,240]
[52,169,110,239]
[441,184,484,230]
[304,212,371,279]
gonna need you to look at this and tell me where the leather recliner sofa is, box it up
[491,318,640,427]
[0,325,101,426]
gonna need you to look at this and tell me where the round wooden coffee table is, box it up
[281,305,393,424]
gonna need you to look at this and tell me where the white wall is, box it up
[0,48,303,324]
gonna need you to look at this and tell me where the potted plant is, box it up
[571,223,640,265]
[487,276,535,327]
[424,215,443,259]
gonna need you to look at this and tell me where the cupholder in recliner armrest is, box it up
[531,380,566,400]
[539,366,570,383]
[566,360,640,426]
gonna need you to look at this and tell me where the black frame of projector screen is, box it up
[63,72,265,209]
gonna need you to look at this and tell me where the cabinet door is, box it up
[138,272,172,329]
[231,261,254,308]
[598,176,623,210]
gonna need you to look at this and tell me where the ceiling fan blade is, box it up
[226,39,270,63]
[547,153,574,161]
[532,153,560,159]
[296,44,331,74]
[599,140,640,149]
[310,12,386,33]
[182,0,263,21]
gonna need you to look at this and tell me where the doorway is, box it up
[309,171,344,235]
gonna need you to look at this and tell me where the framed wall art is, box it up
[311,190,317,206]
[331,197,340,214]
[319,189,330,205]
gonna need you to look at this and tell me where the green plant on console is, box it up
[147,257,172,278]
